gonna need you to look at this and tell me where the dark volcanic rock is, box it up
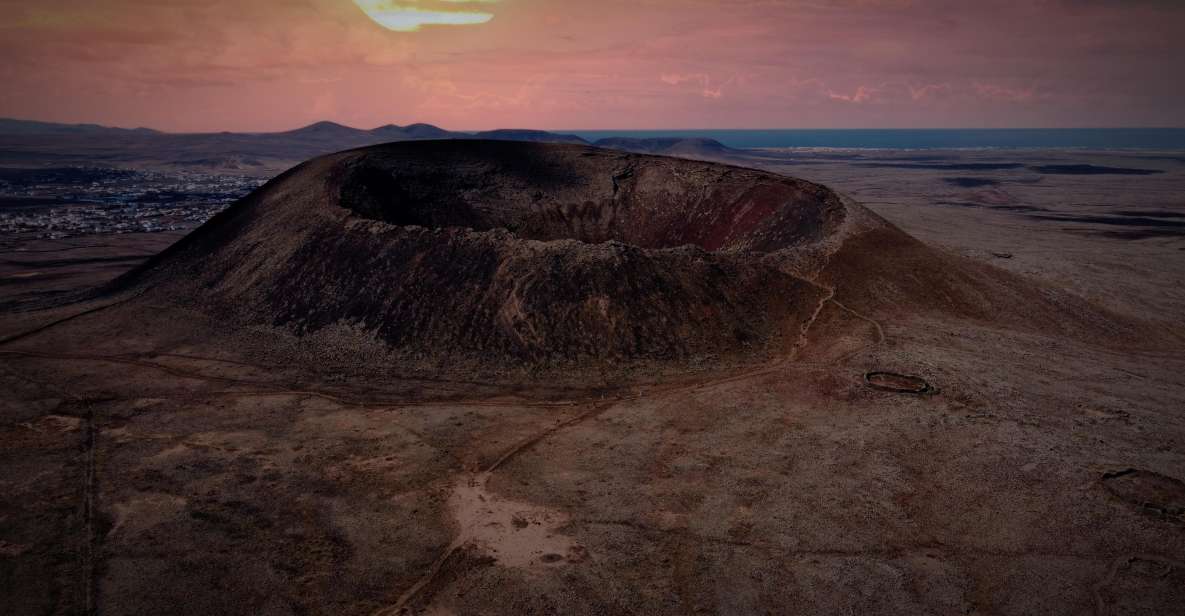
[1029,164,1163,176]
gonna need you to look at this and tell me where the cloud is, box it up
[828,85,877,103]
[908,83,952,101]
[660,73,729,99]
[972,82,1039,103]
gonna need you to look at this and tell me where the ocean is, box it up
[566,128,1185,150]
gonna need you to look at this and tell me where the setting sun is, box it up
[352,0,495,32]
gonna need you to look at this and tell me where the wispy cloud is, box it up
[828,85,877,103]
[973,82,1040,103]
[660,73,730,99]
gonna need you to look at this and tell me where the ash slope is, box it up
[114,140,1136,367]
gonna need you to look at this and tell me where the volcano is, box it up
[113,140,1125,368]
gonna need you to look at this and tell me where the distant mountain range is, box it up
[0,118,161,136]
[0,118,736,173]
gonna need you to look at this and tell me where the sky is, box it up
[0,0,1183,132]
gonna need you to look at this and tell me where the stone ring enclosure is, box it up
[111,140,1123,370]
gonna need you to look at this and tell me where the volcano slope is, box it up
[105,140,1128,374]
[2,141,1184,616]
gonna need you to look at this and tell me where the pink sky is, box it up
[0,0,1182,132]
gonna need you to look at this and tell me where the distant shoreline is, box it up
[4,117,1184,150]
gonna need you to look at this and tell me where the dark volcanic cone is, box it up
[114,141,1136,367]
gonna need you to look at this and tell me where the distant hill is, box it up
[473,129,589,145]
[0,118,739,173]
[269,121,473,144]
[279,121,370,139]
[383,123,457,139]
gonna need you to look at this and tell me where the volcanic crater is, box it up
[333,142,844,252]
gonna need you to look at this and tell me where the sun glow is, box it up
[352,0,497,32]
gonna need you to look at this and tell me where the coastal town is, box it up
[0,167,264,243]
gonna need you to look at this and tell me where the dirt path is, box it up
[830,298,886,344]
[373,397,624,615]
[0,294,140,346]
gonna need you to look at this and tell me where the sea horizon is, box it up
[562,127,1185,150]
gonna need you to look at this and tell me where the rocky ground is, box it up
[1,143,1183,615]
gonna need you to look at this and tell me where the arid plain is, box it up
[2,138,1184,616]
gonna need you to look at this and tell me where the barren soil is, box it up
[2,143,1183,615]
